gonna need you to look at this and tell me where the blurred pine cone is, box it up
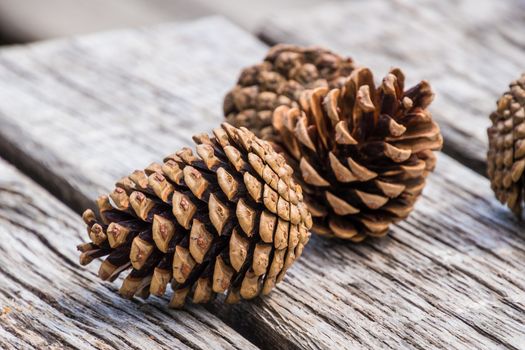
[224,44,355,139]
[272,67,443,241]
[487,73,525,218]
[77,123,312,307]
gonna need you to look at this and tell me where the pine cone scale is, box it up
[272,66,442,240]
[488,74,525,217]
[77,124,312,307]
[225,45,442,240]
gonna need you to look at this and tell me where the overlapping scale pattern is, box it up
[77,124,312,307]
[487,73,525,217]
[272,67,443,240]
[224,44,355,139]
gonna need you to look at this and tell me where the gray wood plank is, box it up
[0,16,268,214]
[0,15,524,349]
[212,155,525,350]
[259,0,525,175]
[0,157,257,350]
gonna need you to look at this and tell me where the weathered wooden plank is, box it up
[259,0,525,174]
[0,16,268,214]
[0,16,524,350]
[211,155,525,350]
[0,158,257,350]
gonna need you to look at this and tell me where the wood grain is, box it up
[211,155,525,350]
[259,0,525,175]
[0,15,524,349]
[0,16,267,214]
[0,158,256,350]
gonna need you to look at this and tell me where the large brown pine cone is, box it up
[487,73,525,218]
[224,44,355,139]
[77,124,312,307]
[272,67,443,241]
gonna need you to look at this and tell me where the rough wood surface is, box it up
[259,0,525,175]
[0,16,267,214]
[0,15,524,350]
[212,154,525,350]
[0,158,256,350]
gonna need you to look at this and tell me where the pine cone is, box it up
[272,67,443,241]
[77,124,312,308]
[224,44,355,140]
[487,73,525,218]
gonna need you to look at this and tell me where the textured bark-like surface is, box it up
[0,158,256,350]
[0,15,524,350]
[0,16,267,214]
[259,0,525,175]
